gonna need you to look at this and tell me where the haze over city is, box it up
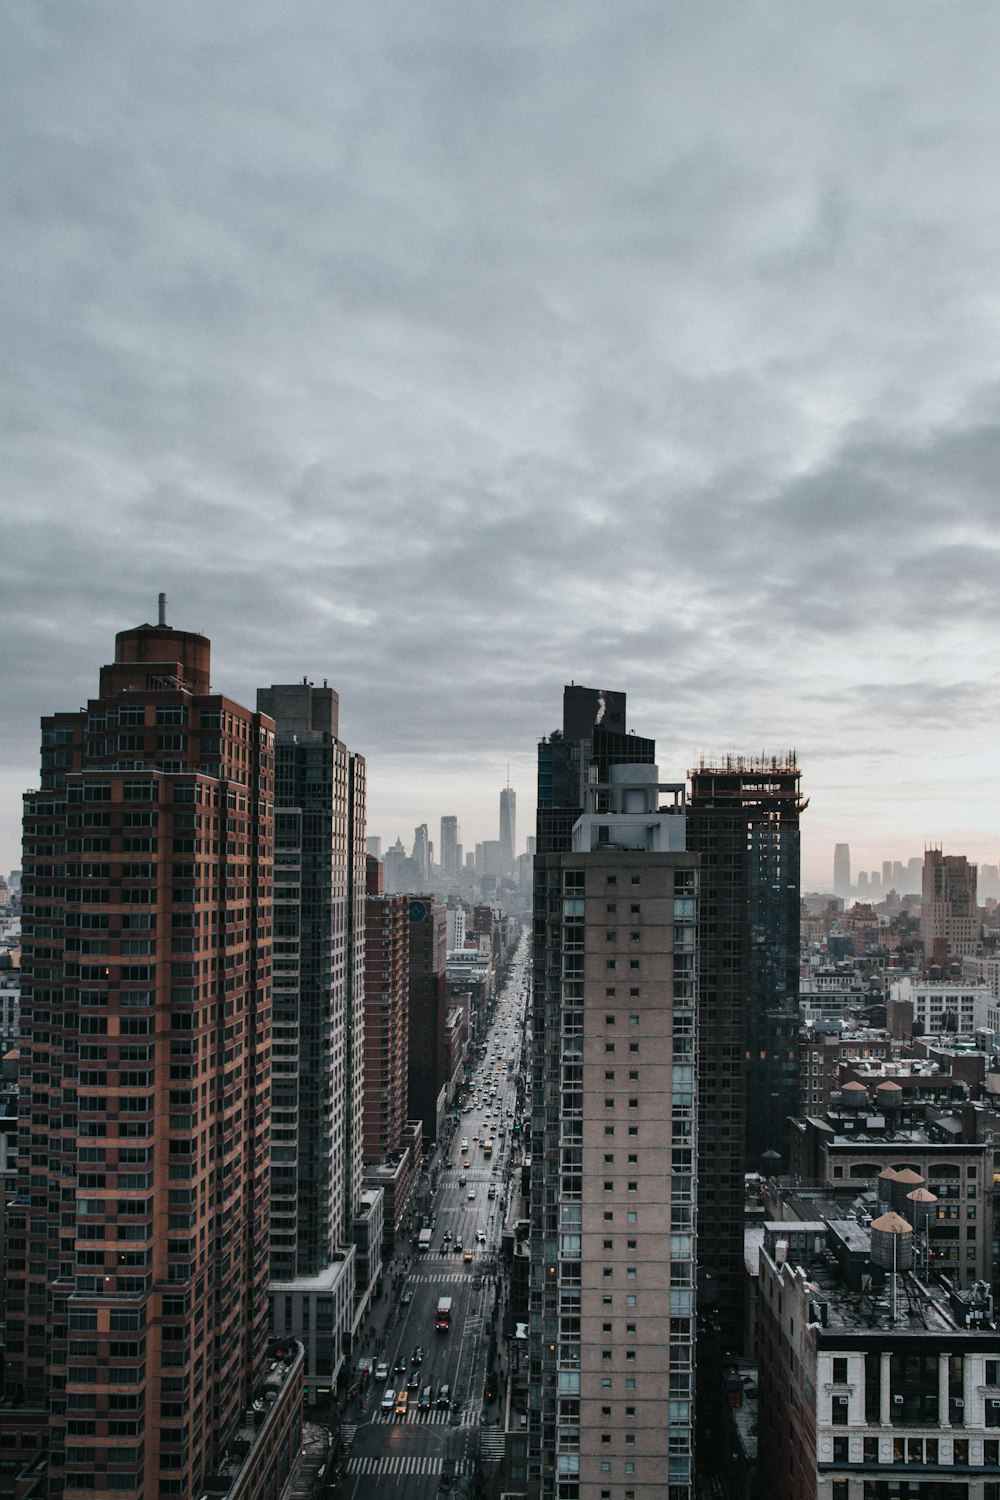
[5,2,1000,885]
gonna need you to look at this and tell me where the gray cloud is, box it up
[3,1,1000,883]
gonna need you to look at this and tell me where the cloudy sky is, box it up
[4,2,1000,890]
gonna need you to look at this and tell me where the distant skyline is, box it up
[4,5,1000,893]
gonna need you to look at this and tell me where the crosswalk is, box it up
[374,1407,472,1426]
[407,1270,486,1284]
[480,1426,506,1461]
[339,1422,358,1449]
[346,1455,471,1477]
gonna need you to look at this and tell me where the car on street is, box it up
[463,1248,473,1262]
[412,1345,424,1364]
[382,1388,396,1410]
[488,1185,496,1199]
[454,1238,463,1252]
[375,1361,389,1382]
[395,1390,409,1417]
[437,1383,451,1407]
[407,1370,420,1391]
[395,1356,407,1373]
[401,1288,413,1305]
[419,1384,432,1409]
[468,1188,476,1200]
[476,1230,486,1243]
[442,1231,451,1242]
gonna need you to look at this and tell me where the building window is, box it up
[833,1358,848,1384]
[606,1043,615,1053]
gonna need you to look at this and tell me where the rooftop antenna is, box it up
[158,592,168,627]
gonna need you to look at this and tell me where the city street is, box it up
[333,940,528,1499]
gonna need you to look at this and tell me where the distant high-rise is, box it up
[412,823,429,884]
[921,849,979,963]
[440,815,460,880]
[366,834,382,859]
[7,613,302,1497]
[499,785,516,874]
[833,842,851,900]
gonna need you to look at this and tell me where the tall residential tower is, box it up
[5,613,303,1500]
[257,680,369,1393]
[530,689,698,1500]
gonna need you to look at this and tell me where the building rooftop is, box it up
[761,1220,996,1338]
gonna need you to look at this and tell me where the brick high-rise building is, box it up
[363,857,410,1165]
[5,609,304,1500]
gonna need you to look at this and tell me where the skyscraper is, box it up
[499,784,516,875]
[440,814,460,881]
[921,848,979,964]
[6,611,303,1498]
[257,683,366,1270]
[412,824,430,884]
[363,856,410,1167]
[687,755,804,1348]
[529,757,698,1500]
[833,842,851,901]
